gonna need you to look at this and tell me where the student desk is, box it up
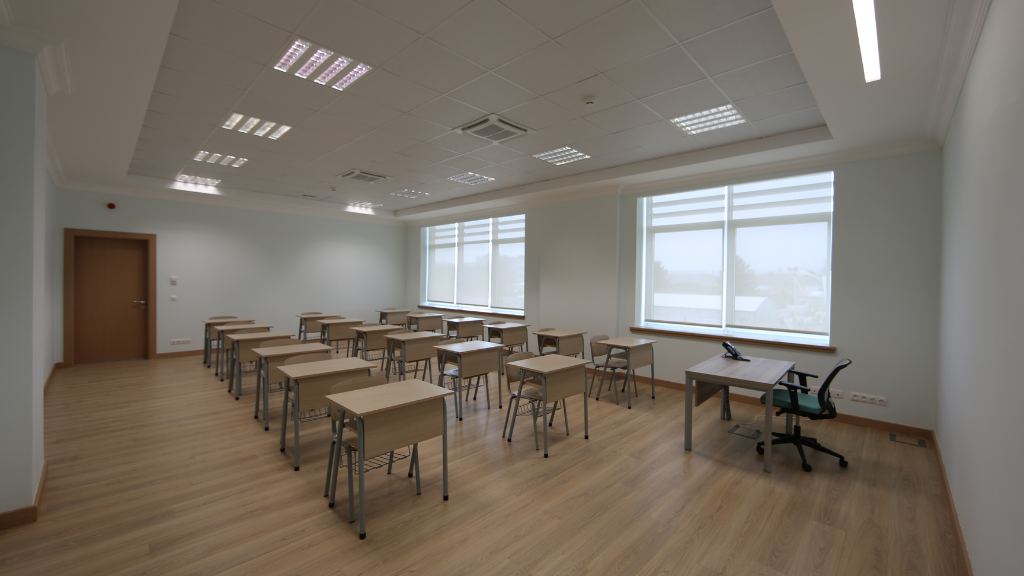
[376,308,410,326]
[445,317,484,340]
[297,313,338,342]
[385,331,443,381]
[434,340,503,420]
[201,318,253,367]
[684,355,795,473]
[505,355,590,458]
[352,324,403,362]
[484,323,530,352]
[326,380,453,539]
[227,330,293,399]
[216,324,272,379]
[534,329,586,357]
[251,343,332,430]
[320,318,364,356]
[595,337,657,409]
[407,313,443,332]
[278,358,375,471]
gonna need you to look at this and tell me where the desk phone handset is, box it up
[721,341,750,362]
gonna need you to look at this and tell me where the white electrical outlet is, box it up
[829,389,844,399]
[808,386,819,395]
[170,338,191,345]
[851,392,887,406]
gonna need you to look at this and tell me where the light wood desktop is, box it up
[445,317,484,340]
[216,324,272,379]
[505,354,591,458]
[376,308,410,326]
[250,343,332,430]
[534,329,586,357]
[596,337,657,409]
[326,380,453,540]
[208,320,255,370]
[384,331,443,381]
[201,318,253,367]
[278,358,374,471]
[434,340,503,420]
[297,313,337,342]
[319,318,364,355]
[407,312,443,332]
[226,330,293,398]
[352,324,403,362]
[684,354,795,473]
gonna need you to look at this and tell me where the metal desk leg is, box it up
[763,388,773,473]
[263,359,270,430]
[541,375,549,457]
[254,357,262,420]
[292,383,301,471]
[357,417,367,539]
[786,371,794,435]
[506,373,526,440]
[684,376,693,450]
[456,357,464,421]
[216,333,222,378]
[280,379,290,452]
[650,354,656,399]
[626,350,633,410]
[497,356,503,409]
[583,370,589,440]
[442,400,449,501]
[327,423,343,507]
[233,342,243,400]
[204,325,211,366]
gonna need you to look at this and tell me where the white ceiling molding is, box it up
[46,128,65,185]
[0,0,14,27]
[927,0,992,143]
[38,41,73,96]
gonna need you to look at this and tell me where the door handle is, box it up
[134,300,146,304]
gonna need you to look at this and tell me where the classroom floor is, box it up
[0,354,967,575]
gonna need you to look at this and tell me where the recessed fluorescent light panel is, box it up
[448,172,495,186]
[205,153,222,164]
[295,48,333,79]
[221,114,291,140]
[852,0,881,82]
[193,151,209,161]
[253,121,276,137]
[194,151,247,167]
[391,189,429,199]
[671,105,746,135]
[314,57,352,85]
[275,39,310,72]
[267,125,291,140]
[349,201,382,209]
[273,38,372,91]
[237,117,261,134]
[534,147,590,165]
[332,63,371,91]
[222,113,244,130]
[231,158,247,167]
[177,175,220,186]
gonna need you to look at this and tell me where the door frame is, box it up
[63,229,157,366]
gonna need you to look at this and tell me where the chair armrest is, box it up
[788,369,818,379]
[777,380,812,393]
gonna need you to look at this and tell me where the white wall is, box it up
[407,150,943,429]
[54,189,407,358]
[938,0,1024,573]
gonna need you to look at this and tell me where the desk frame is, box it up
[506,357,590,458]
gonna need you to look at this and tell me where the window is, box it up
[424,215,525,314]
[640,172,834,345]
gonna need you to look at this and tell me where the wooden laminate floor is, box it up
[0,355,966,575]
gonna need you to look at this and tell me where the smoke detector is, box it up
[338,169,389,184]
[458,115,529,143]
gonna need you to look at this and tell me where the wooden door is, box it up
[73,236,148,363]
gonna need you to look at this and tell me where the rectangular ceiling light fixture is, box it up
[219,155,236,165]
[275,39,310,72]
[237,117,261,134]
[333,63,372,91]
[295,48,333,79]
[448,172,495,185]
[231,157,247,167]
[314,56,352,85]
[195,150,248,167]
[267,125,291,140]
[852,0,881,82]
[193,151,209,161]
[177,174,220,186]
[222,113,244,130]
[391,189,430,199]
[534,146,590,165]
[350,201,382,209]
[253,121,276,137]
[671,105,746,135]
[205,153,222,164]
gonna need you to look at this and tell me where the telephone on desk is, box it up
[721,341,750,362]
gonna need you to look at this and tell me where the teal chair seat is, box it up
[759,391,825,416]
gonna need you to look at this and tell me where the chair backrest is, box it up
[436,338,466,367]
[505,351,536,386]
[307,315,340,335]
[816,359,852,418]
[590,334,610,359]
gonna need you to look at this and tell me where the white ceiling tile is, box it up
[259,137,324,161]
[247,70,340,111]
[690,122,760,147]
[353,129,419,152]
[135,138,196,158]
[735,83,817,122]
[545,75,633,115]
[713,52,807,103]
[345,70,440,113]
[250,149,312,169]
[418,179,462,193]
[640,136,703,157]
[129,164,181,180]
[373,153,435,172]
[410,97,487,130]
[557,2,674,72]
[498,131,566,156]
[540,118,608,144]
[321,142,395,165]
[213,0,320,32]
[206,124,275,150]
[360,162,410,179]
[321,94,403,128]
[448,73,536,114]
[582,146,652,168]
[170,0,291,65]
[500,0,629,38]
[233,93,317,128]
[298,113,374,144]
[584,101,661,133]
[353,0,473,35]
[474,164,521,179]
[467,144,524,163]
[383,38,487,94]
[416,164,465,179]
[752,107,826,137]
[644,0,773,42]
[572,132,638,157]
[617,121,687,147]
[682,9,792,76]
[429,132,492,154]
[132,148,190,167]
[297,0,420,67]
[428,0,548,69]
[143,110,213,140]
[162,35,265,91]
[275,126,347,151]
[147,92,229,127]
[495,42,596,96]
[501,98,576,131]
[402,143,461,163]
[380,116,452,142]
[153,67,244,110]
[442,155,493,172]
[641,79,728,120]
[192,140,265,161]
[273,171,327,188]
[604,46,705,100]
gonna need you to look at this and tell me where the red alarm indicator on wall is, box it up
[107,203,116,209]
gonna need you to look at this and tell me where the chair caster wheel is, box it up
[756,445,764,455]
[801,462,812,472]
[839,459,849,468]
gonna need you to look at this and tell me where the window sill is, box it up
[630,326,836,353]
[419,303,525,320]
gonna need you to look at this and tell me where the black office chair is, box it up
[756,358,852,472]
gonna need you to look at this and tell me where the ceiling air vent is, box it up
[338,169,390,184]
[458,115,529,143]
